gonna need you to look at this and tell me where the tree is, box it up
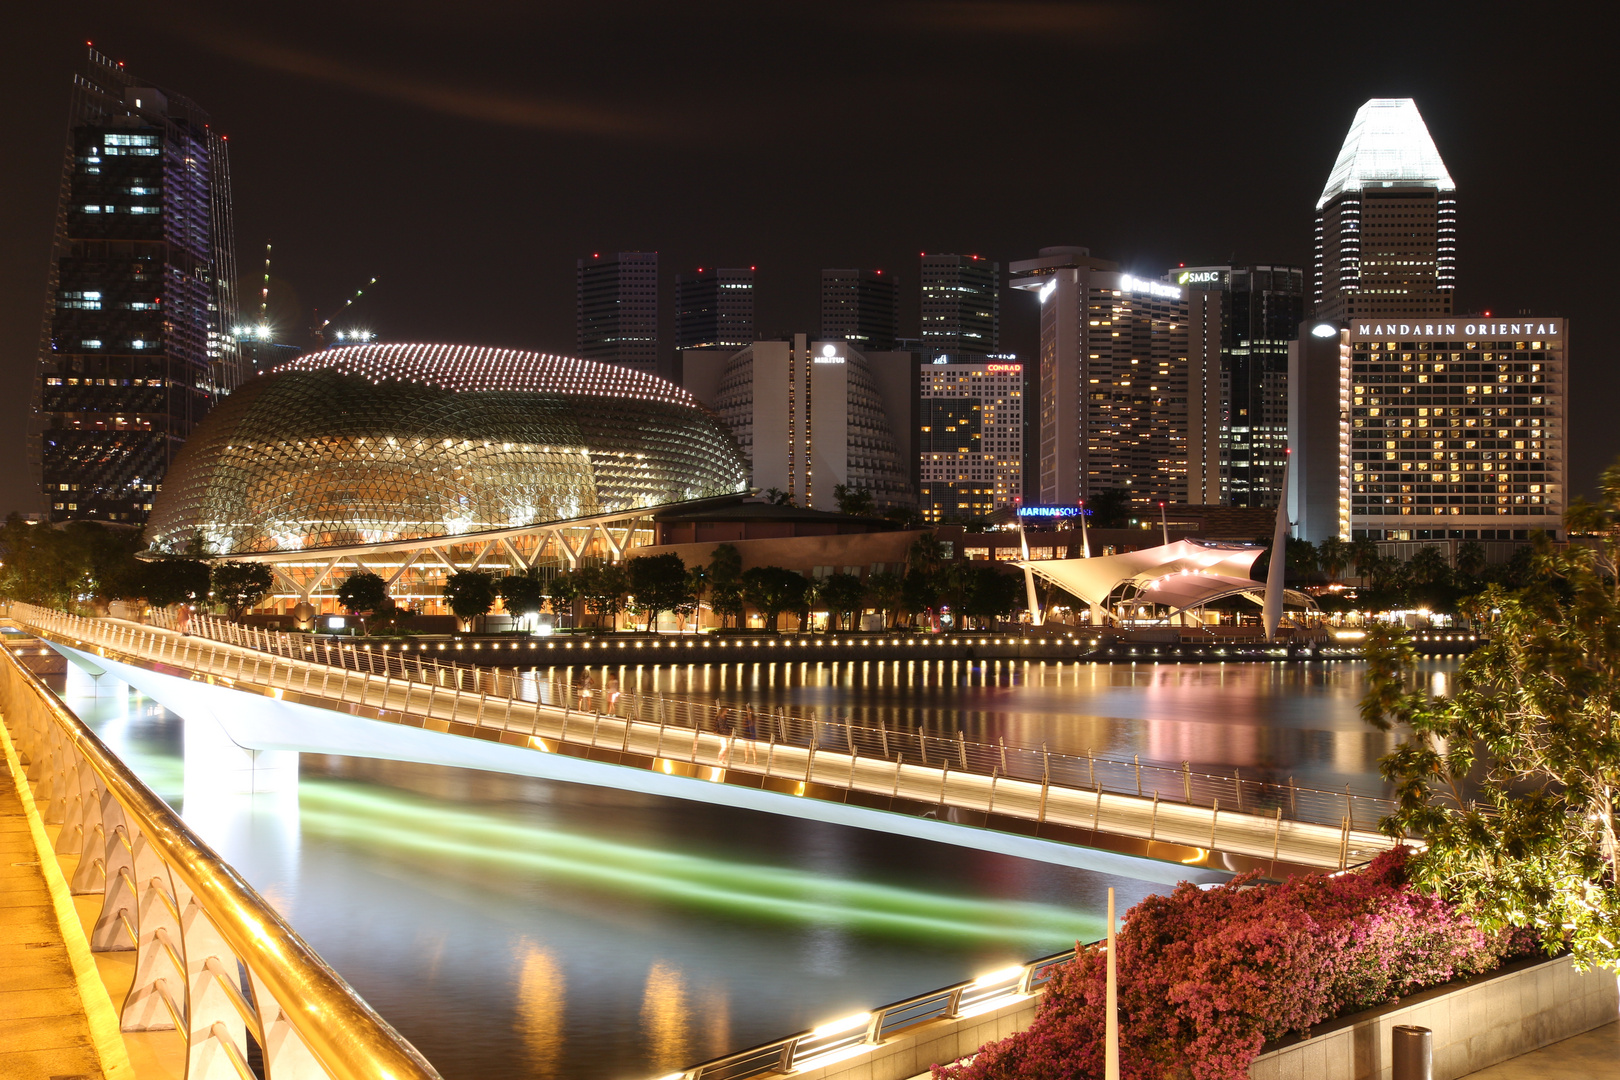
[138,558,212,610]
[212,561,274,621]
[819,573,866,632]
[957,565,1024,628]
[627,552,691,631]
[832,484,876,517]
[901,569,940,627]
[574,564,629,629]
[740,565,807,631]
[335,571,392,635]
[883,506,926,530]
[866,571,904,629]
[497,569,547,629]
[1362,523,1620,970]
[545,572,578,627]
[442,570,498,631]
[708,544,744,629]
[1350,536,1380,585]
[1455,540,1488,580]
[762,487,795,506]
[1317,536,1350,583]
[1085,488,1132,529]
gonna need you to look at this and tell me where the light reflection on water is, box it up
[514,657,1457,795]
[53,664,1180,1080]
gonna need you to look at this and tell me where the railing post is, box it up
[1183,761,1192,803]
[1134,753,1142,796]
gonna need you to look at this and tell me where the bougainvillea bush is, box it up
[936,849,1535,1080]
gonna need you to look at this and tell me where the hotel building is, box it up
[1009,247,1220,510]
[917,358,1024,521]
[576,251,660,377]
[1290,318,1566,544]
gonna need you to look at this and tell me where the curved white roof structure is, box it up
[1017,539,1314,618]
[1317,98,1454,210]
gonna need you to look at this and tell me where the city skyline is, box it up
[0,7,1610,520]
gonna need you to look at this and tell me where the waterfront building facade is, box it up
[36,49,239,524]
[681,335,915,512]
[920,254,999,357]
[820,268,898,351]
[576,251,660,377]
[1289,318,1566,544]
[675,266,755,351]
[1314,98,1457,323]
[1174,265,1306,508]
[1010,247,1219,511]
[918,358,1024,522]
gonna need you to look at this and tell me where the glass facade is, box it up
[38,50,238,524]
[146,343,747,555]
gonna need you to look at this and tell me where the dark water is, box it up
[521,657,1460,797]
[57,664,1196,1080]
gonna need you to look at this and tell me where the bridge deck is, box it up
[0,711,126,1079]
[12,608,1399,873]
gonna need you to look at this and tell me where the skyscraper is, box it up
[1009,247,1220,510]
[674,267,754,351]
[920,254,999,357]
[1314,99,1457,322]
[576,251,659,377]
[820,268,898,351]
[36,49,238,524]
[1173,265,1306,508]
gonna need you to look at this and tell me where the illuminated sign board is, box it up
[1311,323,1340,338]
[813,343,845,364]
[985,363,1022,373]
[1118,274,1182,301]
[1352,320,1562,339]
[1017,505,1087,518]
[1175,269,1225,287]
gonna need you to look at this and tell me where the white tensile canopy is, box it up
[1016,539,1315,619]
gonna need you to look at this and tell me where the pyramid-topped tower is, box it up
[1313,98,1456,321]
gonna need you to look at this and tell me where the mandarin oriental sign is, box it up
[1354,320,1563,339]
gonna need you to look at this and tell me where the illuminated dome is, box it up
[146,343,748,555]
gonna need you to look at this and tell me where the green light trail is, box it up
[298,781,1106,944]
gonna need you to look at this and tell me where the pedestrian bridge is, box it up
[6,604,1400,877]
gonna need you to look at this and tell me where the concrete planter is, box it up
[1250,953,1618,1080]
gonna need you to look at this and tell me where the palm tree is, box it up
[1316,537,1349,583]
[1350,537,1380,585]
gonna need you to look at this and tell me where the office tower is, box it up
[918,357,1024,522]
[576,251,659,377]
[1289,316,1566,544]
[1009,247,1220,510]
[35,49,239,524]
[920,254,999,357]
[1315,99,1457,322]
[821,268,899,351]
[675,267,755,351]
[1174,266,1307,508]
[681,336,915,511]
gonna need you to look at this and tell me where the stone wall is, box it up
[1250,953,1617,1080]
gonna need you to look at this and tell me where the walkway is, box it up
[1461,1020,1620,1079]
[0,716,123,1079]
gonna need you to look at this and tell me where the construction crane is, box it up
[312,276,378,348]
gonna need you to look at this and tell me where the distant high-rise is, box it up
[918,357,1024,522]
[1315,99,1457,322]
[577,251,659,377]
[36,48,239,524]
[820,269,898,351]
[675,267,754,351]
[920,254,999,357]
[1173,265,1306,508]
[1010,247,1221,510]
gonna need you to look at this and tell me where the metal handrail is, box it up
[0,624,440,1079]
[666,946,1078,1080]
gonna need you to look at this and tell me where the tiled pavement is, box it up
[1460,1019,1620,1079]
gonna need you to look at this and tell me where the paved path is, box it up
[0,737,108,1079]
[1461,1020,1620,1079]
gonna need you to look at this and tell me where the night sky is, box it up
[2,2,1613,518]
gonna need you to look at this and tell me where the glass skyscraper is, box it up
[36,48,238,523]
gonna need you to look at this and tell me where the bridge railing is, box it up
[17,604,1399,835]
[666,947,1078,1080]
[0,620,441,1080]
